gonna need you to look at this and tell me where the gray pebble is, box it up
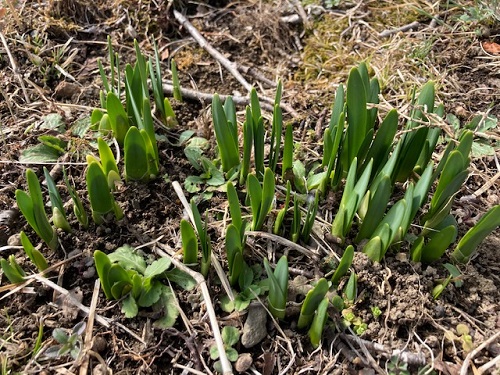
[235,353,253,373]
[241,304,267,348]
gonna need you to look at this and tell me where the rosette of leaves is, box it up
[94,246,195,327]
[44,322,86,360]
[210,326,240,373]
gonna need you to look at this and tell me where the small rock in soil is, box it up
[235,353,253,373]
[7,233,21,246]
[92,335,107,353]
[54,81,81,100]
[93,364,111,375]
[241,304,267,348]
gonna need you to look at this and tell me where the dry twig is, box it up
[341,333,427,366]
[172,181,234,302]
[172,11,298,117]
[378,21,421,38]
[460,330,500,375]
[0,31,30,103]
[246,231,320,260]
[77,279,100,375]
[33,275,145,344]
[173,10,252,92]
[163,82,274,112]
[155,244,233,375]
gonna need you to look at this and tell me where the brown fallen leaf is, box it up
[482,41,500,55]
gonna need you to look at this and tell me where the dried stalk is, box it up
[172,11,298,117]
[0,31,30,103]
[156,244,233,375]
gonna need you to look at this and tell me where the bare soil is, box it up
[0,1,499,374]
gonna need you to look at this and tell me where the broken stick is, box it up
[173,10,299,118]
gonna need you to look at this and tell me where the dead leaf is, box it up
[482,41,500,55]
[0,8,6,18]
[161,48,170,61]
[55,287,83,320]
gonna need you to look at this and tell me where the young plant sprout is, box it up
[264,255,289,319]
[15,169,58,251]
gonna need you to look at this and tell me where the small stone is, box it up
[92,336,107,353]
[434,305,445,318]
[92,364,110,375]
[395,252,408,262]
[454,105,468,118]
[82,266,96,279]
[426,335,439,348]
[7,233,21,246]
[54,81,81,100]
[234,353,253,373]
[241,304,267,348]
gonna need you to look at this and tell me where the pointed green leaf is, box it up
[124,126,149,181]
[282,124,293,179]
[356,175,391,242]
[346,67,367,164]
[240,108,253,185]
[226,182,242,234]
[308,297,329,348]
[364,109,398,177]
[1,256,26,284]
[93,250,113,299]
[255,168,275,231]
[106,92,130,145]
[410,236,425,263]
[86,162,115,224]
[212,94,239,172]
[363,235,383,262]
[331,245,354,286]
[344,272,357,302]
[451,205,500,263]
[247,174,262,230]
[420,224,458,263]
[298,278,329,329]
[97,138,119,178]
[181,219,198,265]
